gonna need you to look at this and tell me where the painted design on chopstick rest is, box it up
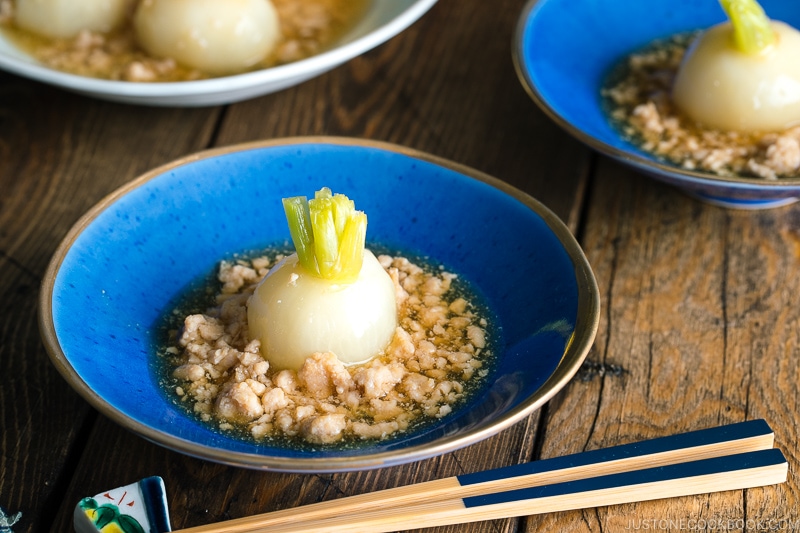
[74,476,171,533]
[78,497,145,533]
[0,507,22,533]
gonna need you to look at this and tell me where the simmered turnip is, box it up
[247,188,398,371]
[133,0,280,75]
[15,0,136,39]
[673,0,800,132]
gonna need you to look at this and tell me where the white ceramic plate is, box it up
[0,0,437,106]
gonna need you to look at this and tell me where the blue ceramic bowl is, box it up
[39,138,599,472]
[514,0,800,209]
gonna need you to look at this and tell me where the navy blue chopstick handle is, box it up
[140,476,172,533]
[463,448,785,508]
[457,419,772,487]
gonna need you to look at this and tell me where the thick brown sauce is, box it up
[153,248,497,449]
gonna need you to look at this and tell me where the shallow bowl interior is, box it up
[0,0,437,106]
[514,0,800,209]
[40,138,599,472]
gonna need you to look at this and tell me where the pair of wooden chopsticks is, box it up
[176,419,786,533]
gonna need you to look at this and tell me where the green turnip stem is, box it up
[282,196,316,273]
[282,188,367,282]
[719,0,775,54]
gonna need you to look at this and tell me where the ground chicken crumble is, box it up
[162,253,492,446]
[602,32,800,180]
[0,0,367,82]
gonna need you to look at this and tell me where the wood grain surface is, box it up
[0,0,797,532]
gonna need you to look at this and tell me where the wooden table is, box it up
[2,1,798,531]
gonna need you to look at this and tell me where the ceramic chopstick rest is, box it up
[74,476,171,533]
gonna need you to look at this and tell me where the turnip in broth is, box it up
[247,188,399,371]
[673,0,800,132]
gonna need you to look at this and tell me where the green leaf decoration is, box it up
[78,497,99,511]
[93,505,120,529]
[117,514,146,533]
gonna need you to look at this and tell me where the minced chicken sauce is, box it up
[155,251,494,446]
[602,32,800,180]
[0,0,367,82]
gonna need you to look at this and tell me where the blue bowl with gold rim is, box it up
[39,137,599,472]
[513,0,800,209]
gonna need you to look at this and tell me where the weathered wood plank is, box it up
[49,413,536,532]
[522,157,800,531]
[0,73,221,533]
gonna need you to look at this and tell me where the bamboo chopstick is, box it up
[264,448,788,533]
[175,419,777,533]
